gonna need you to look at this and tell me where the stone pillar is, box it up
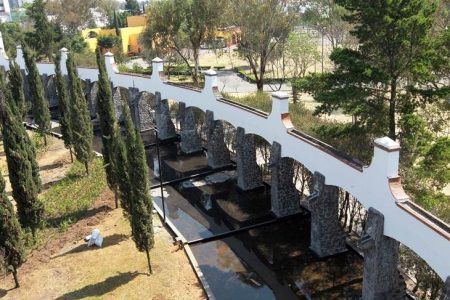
[309,172,347,257]
[179,102,202,154]
[137,92,155,131]
[204,110,230,168]
[359,208,405,300]
[155,91,176,140]
[85,79,99,119]
[442,277,450,300]
[235,127,262,191]
[112,87,124,121]
[269,142,301,217]
[128,87,141,130]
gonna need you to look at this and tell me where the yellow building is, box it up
[82,16,148,54]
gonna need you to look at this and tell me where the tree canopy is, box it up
[22,43,52,145]
[227,0,299,90]
[0,71,43,237]
[66,53,94,175]
[143,0,225,85]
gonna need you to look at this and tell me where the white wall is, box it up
[3,46,450,281]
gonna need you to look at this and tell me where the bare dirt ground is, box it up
[0,134,72,194]
[0,189,205,300]
[0,134,205,300]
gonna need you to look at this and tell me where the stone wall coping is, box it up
[1,46,448,281]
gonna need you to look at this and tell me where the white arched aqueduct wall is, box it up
[0,45,448,281]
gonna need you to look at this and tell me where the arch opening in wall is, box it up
[399,243,446,299]
[246,133,272,183]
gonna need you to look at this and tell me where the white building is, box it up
[0,0,11,23]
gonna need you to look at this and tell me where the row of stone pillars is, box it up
[153,95,422,300]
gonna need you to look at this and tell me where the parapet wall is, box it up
[0,45,449,280]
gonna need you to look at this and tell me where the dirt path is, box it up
[0,188,205,300]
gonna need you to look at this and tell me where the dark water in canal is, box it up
[52,123,364,299]
[143,133,364,300]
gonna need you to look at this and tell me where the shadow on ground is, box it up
[0,287,16,298]
[52,234,129,259]
[40,162,64,172]
[54,271,143,300]
[46,205,113,229]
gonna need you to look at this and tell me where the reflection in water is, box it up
[191,217,363,300]
[79,129,364,299]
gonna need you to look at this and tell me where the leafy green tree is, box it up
[297,1,450,295]
[0,71,43,237]
[125,0,141,15]
[0,22,23,58]
[269,32,320,102]
[26,0,54,60]
[0,171,25,288]
[46,0,97,35]
[113,11,121,36]
[66,53,93,175]
[228,0,299,90]
[8,59,27,118]
[95,48,121,208]
[122,98,154,274]
[22,43,52,146]
[54,52,74,162]
[143,0,226,85]
[301,0,356,49]
[299,0,442,140]
[97,34,121,52]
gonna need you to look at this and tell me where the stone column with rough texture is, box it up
[235,127,262,191]
[137,92,155,131]
[269,142,301,217]
[309,172,347,257]
[179,102,202,154]
[44,75,58,108]
[112,87,124,121]
[204,110,230,168]
[442,277,450,300]
[359,208,405,300]
[128,87,141,130]
[155,91,176,140]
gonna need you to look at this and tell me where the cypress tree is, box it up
[0,71,43,237]
[95,47,120,208]
[22,43,51,146]
[54,52,74,162]
[66,52,93,175]
[0,171,25,288]
[8,59,27,118]
[122,100,154,274]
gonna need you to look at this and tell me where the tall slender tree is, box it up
[0,72,43,237]
[0,171,25,288]
[125,0,141,15]
[122,99,154,274]
[66,53,93,175]
[8,59,27,118]
[95,48,120,208]
[54,52,74,162]
[26,0,54,60]
[22,43,52,146]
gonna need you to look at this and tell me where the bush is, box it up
[97,34,120,51]
[73,52,97,68]
[222,91,372,163]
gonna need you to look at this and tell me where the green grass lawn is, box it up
[41,158,107,230]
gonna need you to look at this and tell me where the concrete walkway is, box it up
[216,70,292,95]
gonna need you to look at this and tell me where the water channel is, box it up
[142,130,364,299]
[51,122,365,299]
